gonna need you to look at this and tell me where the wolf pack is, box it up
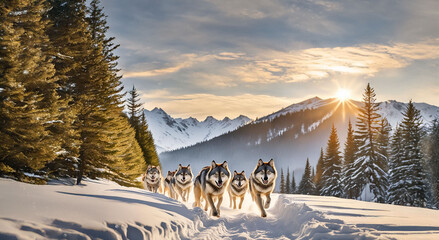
[142,159,277,218]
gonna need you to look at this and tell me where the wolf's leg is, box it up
[239,196,244,209]
[181,189,187,202]
[216,196,223,217]
[186,186,191,202]
[256,193,267,217]
[229,191,232,208]
[207,194,218,216]
[233,196,237,209]
[264,194,271,209]
[194,184,201,207]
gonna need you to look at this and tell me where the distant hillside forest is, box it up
[0,0,158,186]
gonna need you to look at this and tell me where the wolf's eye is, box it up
[221,173,225,177]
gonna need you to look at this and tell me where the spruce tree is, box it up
[127,86,142,128]
[352,83,387,201]
[388,101,428,206]
[280,168,285,193]
[314,148,325,194]
[426,119,439,208]
[291,171,296,194]
[321,124,343,197]
[343,119,361,199]
[286,168,291,194]
[0,0,62,178]
[137,111,159,166]
[298,158,315,195]
[387,125,404,204]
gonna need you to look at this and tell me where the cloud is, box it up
[123,52,245,78]
[230,40,439,83]
[140,90,301,119]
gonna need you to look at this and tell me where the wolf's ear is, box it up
[168,171,172,175]
[241,170,245,174]
[234,170,238,174]
[156,165,161,171]
[147,164,151,169]
[268,159,274,167]
[258,159,264,166]
[211,160,216,168]
[223,161,228,169]
[178,164,182,170]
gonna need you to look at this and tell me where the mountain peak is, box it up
[204,116,218,122]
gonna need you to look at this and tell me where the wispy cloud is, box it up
[140,89,301,119]
[230,40,439,83]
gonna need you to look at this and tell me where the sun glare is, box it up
[336,88,350,102]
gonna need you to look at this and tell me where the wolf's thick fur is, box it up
[172,164,193,202]
[228,170,248,209]
[249,159,277,217]
[163,170,176,198]
[142,165,163,193]
[194,160,230,217]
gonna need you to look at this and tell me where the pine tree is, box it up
[314,148,325,194]
[387,125,404,204]
[0,0,63,179]
[46,0,147,185]
[291,171,296,194]
[343,119,361,199]
[352,83,387,201]
[388,101,428,206]
[321,124,343,197]
[127,86,142,128]
[297,158,315,195]
[377,118,391,172]
[137,111,159,166]
[426,119,439,208]
[286,168,291,194]
[280,168,285,193]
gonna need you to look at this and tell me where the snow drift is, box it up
[2,178,439,239]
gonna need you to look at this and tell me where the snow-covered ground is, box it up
[1,178,439,239]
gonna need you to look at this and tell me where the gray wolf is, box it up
[172,164,193,202]
[228,170,248,209]
[142,165,163,193]
[194,160,230,217]
[249,159,277,217]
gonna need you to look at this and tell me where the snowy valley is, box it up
[158,97,439,178]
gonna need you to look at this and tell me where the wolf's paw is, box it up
[261,212,267,218]
[264,202,270,209]
[212,210,219,217]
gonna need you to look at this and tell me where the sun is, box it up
[336,88,350,102]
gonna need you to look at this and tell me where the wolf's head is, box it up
[207,160,230,188]
[175,164,193,184]
[231,170,247,188]
[253,159,276,185]
[146,165,161,183]
[166,170,176,181]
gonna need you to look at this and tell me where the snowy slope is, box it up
[1,178,439,239]
[144,108,251,153]
[377,100,439,129]
[257,97,331,123]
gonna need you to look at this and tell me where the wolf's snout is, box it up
[263,176,268,181]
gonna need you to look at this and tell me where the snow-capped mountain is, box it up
[144,108,251,153]
[159,97,439,179]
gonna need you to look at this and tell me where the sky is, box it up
[101,0,439,120]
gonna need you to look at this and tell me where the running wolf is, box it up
[228,170,248,209]
[164,170,176,198]
[142,165,163,193]
[172,164,193,202]
[194,160,230,217]
[249,159,277,217]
